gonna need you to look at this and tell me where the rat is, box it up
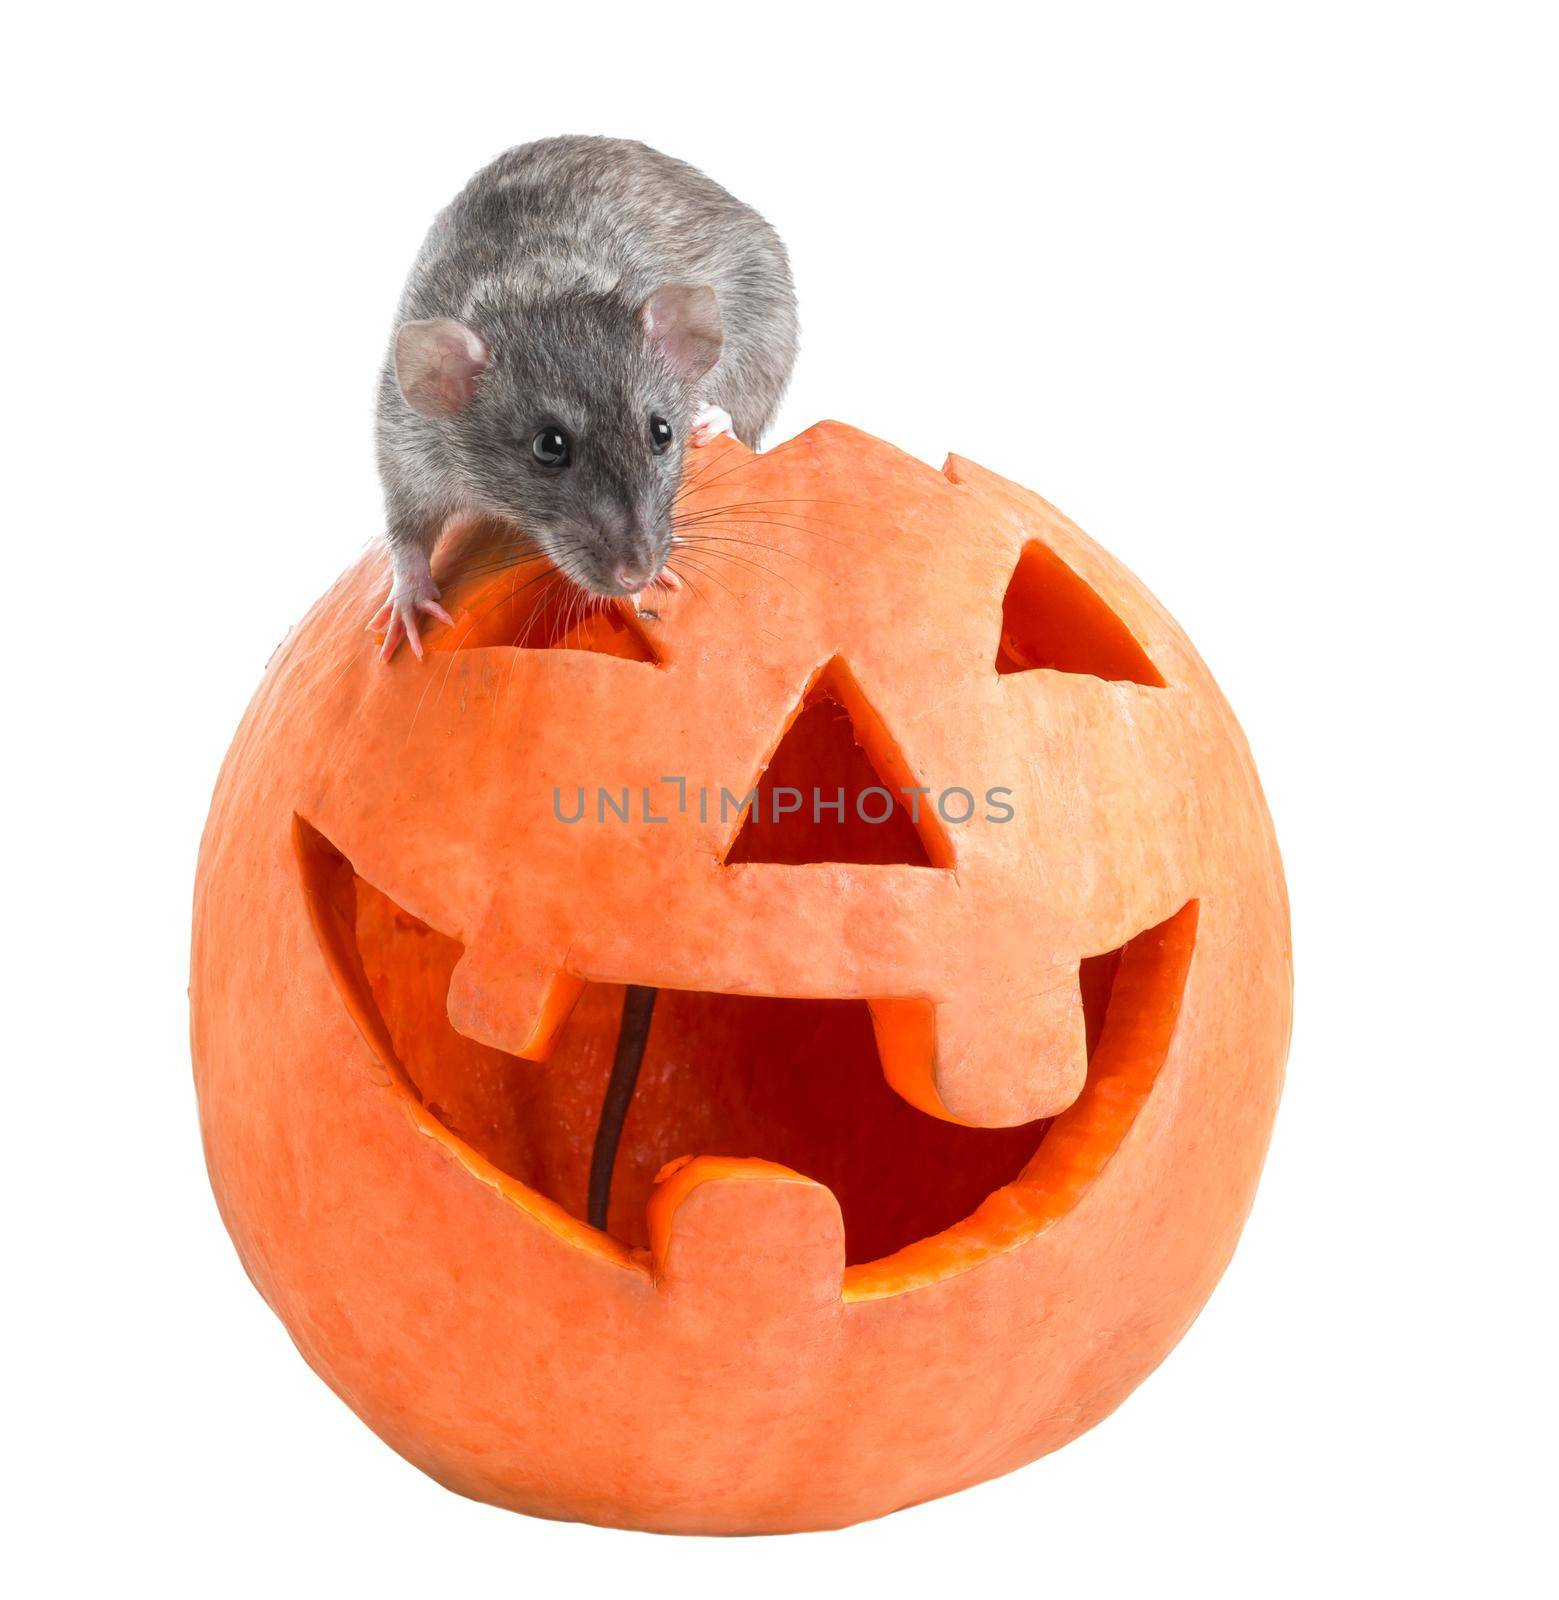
[371,135,800,658]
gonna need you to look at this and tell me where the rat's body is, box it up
[374,136,798,657]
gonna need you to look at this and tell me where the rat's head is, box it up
[394,285,724,596]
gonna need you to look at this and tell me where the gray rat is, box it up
[372,135,799,658]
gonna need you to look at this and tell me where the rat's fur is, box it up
[376,137,798,599]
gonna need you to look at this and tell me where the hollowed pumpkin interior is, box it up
[297,819,1197,1277]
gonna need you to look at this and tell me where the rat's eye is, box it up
[532,426,571,469]
[649,415,673,455]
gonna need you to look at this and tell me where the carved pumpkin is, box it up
[191,422,1290,1534]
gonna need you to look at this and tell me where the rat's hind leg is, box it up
[689,402,735,447]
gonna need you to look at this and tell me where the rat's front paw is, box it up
[689,403,735,447]
[371,581,453,662]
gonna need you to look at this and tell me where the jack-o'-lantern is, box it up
[191,422,1290,1534]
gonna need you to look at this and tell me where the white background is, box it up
[7,2,1555,1594]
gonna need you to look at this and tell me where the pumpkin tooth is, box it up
[445,951,584,1061]
[647,1156,845,1305]
[870,977,1088,1127]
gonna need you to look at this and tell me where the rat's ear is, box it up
[394,318,490,419]
[641,284,724,384]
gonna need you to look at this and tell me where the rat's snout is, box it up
[582,499,669,595]
[611,555,663,592]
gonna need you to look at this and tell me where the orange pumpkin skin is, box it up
[191,423,1290,1534]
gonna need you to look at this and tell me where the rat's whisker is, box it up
[673,497,846,521]
[670,509,847,545]
[445,562,571,648]
[671,530,827,575]
[674,496,853,521]
[672,526,826,556]
[670,545,801,592]
[663,564,711,609]
[665,553,739,602]
[670,444,774,504]
[442,546,551,583]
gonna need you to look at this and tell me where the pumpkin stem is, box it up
[587,985,659,1232]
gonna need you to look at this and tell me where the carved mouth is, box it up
[296,816,1196,1298]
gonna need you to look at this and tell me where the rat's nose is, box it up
[612,558,659,592]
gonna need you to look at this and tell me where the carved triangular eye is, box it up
[439,585,658,662]
[724,658,953,868]
[996,541,1164,686]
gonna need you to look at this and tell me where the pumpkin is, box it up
[191,422,1290,1534]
